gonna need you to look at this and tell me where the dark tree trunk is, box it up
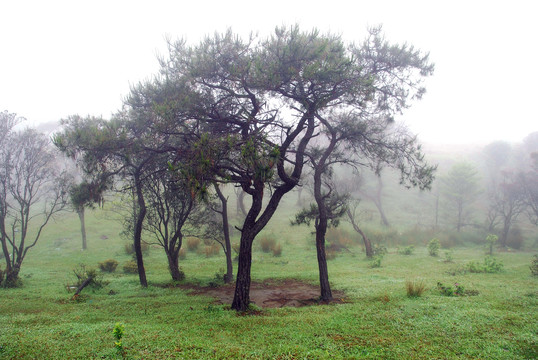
[133,171,148,287]
[347,209,373,257]
[215,184,233,283]
[231,228,255,311]
[167,251,183,281]
[78,208,87,250]
[315,219,332,301]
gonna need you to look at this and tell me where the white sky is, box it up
[1,0,537,145]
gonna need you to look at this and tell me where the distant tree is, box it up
[69,179,108,250]
[1,124,70,286]
[441,162,481,232]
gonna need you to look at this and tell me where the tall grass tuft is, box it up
[406,279,426,297]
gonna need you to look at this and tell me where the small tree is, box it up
[1,125,70,286]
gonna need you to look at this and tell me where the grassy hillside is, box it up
[0,198,537,359]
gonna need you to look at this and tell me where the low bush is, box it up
[406,280,426,297]
[272,243,282,257]
[123,260,138,274]
[186,237,201,252]
[124,242,149,255]
[369,256,383,268]
[467,256,504,273]
[204,244,220,258]
[260,235,277,253]
[98,259,118,273]
[72,264,106,288]
[372,244,388,257]
[428,238,440,256]
[398,245,415,255]
[437,282,464,296]
[443,250,454,263]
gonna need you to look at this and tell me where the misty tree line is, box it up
[4,25,438,311]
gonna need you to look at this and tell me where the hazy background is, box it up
[1,0,537,144]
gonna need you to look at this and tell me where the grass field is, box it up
[1,202,537,359]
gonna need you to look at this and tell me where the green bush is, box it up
[485,234,498,255]
[372,244,388,257]
[98,259,119,272]
[122,260,138,274]
[530,255,538,276]
[398,245,415,255]
[428,238,440,256]
[370,256,383,268]
[72,264,106,288]
[467,256,504,273]
[443,250,454,263]
[437,282,465,296]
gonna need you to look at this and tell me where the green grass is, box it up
[1,203,537,359]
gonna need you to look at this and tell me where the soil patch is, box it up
[179,279,346,308]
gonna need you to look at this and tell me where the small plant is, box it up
[428,238,440,257]
[372,244,388,257]
[398,245,415,255]
[186,237,201,252]
[260,236,277,253]
[406,279,426,297]
[443,250,454,263]
[531,255,538,276]
[122,260,138,274]
[272,243,282,257]
[437,282,468,296]
[98,259,119,273]
[369,255,383,268]
[467,256,504,273]
[486,234,498,255]
[113,322,125,355]
[72,264,105,288]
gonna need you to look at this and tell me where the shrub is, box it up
[186,237,201,252]
[406,280,426,297]
[72,264,106,288]
[370,256,383,268]
[98,259,119,273]
[530,255,538,276]
[259,236,277,253]
[123,260,138,274]
[178,248,187,260]
[124,241,149,255]
[443,250,454,263]
[398,245,415,255]
[437,282,467,296]
[204,244,220,258]
[326,227,353,250]
[272,243,282,257]
[113,323,125,355]
[467,256,504,273]
[428,238,440,256]
[372,244,388,257]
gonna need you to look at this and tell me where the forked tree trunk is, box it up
[167,251,183,281]
[78,209,87,250]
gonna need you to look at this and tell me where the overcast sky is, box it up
[1,0,536,145]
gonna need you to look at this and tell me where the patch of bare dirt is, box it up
[179,279,346,308]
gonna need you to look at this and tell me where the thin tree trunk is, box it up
[374,177,390,227]
[215,184,233,283]
[78,209,87,250]
[347,209,373,257]
[133,171,148,287]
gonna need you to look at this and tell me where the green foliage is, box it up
[369,255,383,268]
[398,245,415,255]
[405,279,426,297]
[122,260,138,274]
[486,234,498,255]
[443,250,454,263]
[113,323,125,355]
[372,244,388,257]
[98,259,118,273]
[467,256,504,273]
[437,282,466,296]
[530,255,538,276]
[427,238,440,256]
